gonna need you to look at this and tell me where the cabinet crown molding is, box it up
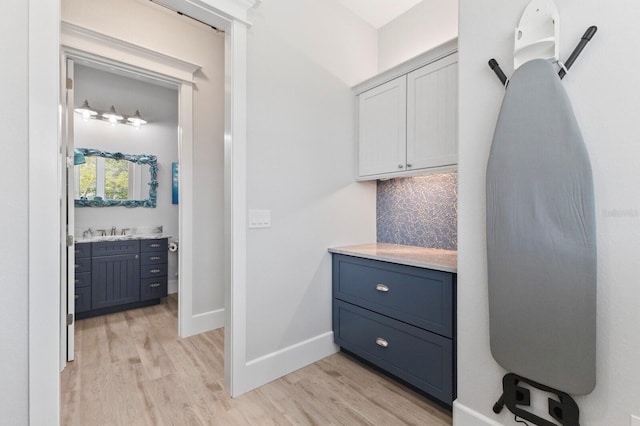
[353,38,458,95]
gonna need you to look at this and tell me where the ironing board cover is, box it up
[486,59,596,394]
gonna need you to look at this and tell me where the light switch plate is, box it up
[248,210,271,228]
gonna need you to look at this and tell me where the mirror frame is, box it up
[74,148,158,208]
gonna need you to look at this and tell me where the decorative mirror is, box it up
[74,148,157,207]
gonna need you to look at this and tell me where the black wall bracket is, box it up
[493,373,580,426]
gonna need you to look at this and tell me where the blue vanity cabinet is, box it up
[332,253,456,406]
[75,238,169,320]
[140,238,168,301]
[91,240,141,310]
[74,243,91,314]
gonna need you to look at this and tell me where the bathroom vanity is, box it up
[329,243,457,406]
[74,237,169,319]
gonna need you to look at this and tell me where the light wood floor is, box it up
[61,295,452,425]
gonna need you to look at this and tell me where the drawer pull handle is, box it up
[150,256,161,260]
[375,284,389,292]
[75,279,80,284]
[150,269,161,273]
[75,295,80,300]
[149,283,161,288]
[75,264,79,269]
[375,338,388,348]
[150,243,161,248]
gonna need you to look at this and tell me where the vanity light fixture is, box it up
[74,100,98,120]
[127,110,147,128]
[74,101,148,127]
[102,105,124,124]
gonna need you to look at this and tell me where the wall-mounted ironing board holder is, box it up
[493,373,580,426]
[489,26,597,86]
[514,0,560,70]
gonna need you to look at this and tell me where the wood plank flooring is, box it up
[61,295,452,425]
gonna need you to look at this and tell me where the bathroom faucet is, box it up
[82,228,93,239]
[96,229,106,237]
[111,226,117,236]
[121,228,130,235]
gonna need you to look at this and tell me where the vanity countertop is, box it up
[75,234,171,244]
[329,243,457,273]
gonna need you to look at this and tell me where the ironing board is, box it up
[486,58,596,395]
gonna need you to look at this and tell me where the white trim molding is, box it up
[61,22,202,83]
[453,401,505,426]
[29,0,62,423]
[152,0,260,27]
[240,333,339,395]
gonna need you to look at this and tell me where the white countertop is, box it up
[329,243,457,273]
[75,234,171,244]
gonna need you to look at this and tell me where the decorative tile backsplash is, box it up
[377,173,457,250]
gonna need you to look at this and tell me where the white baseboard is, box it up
[453,401,504,426]
[168,279,178,295]
[237,331,339,396]
[187,308,224,336]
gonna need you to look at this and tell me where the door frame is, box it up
[29,1,254,423]
[59,32,199,357]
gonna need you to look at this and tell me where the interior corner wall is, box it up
[244,0,377,369]
[62,0,225,316]
[0,0,29,423]
[457,1,640,425]
[377,0,458,72]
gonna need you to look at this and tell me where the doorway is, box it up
[59,4,225,376]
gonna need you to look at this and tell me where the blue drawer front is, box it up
[75,286,91,313]
[92,240,140,257]
[141,263,167,279]
[333,254,453,338]
[75,272,91,289]
[74,243,91,258]
[334,300,453,404]
[140,238,168,252]
[140,277,168,301]
[75,257,91,274]
[140,251,168,265]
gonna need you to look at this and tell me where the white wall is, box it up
[73,65,180,287]
[244,0,377,364]
[63,0,225,315]
[456,1,640,425]
[378,0,458,72]
[0,0,29,423]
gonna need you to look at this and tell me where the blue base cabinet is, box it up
[332,253,456,406]
[75,238,168,320]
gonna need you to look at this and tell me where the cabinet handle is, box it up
[375,284,389,292]
[149,283,161,288]
[75,264,79,269]
[375,337,389,348]
[150,269,161,273]
[150,243,161,248]
[406,163,412,168]
[398,164,404,169]
[75,279,80,284]
[150,256,161,261]
[75,295,80,300]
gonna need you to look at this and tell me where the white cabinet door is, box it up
[407,53,458,171]
[358,75,407,177]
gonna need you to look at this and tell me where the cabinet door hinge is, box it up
[66,78,73,90]
[66,235,74,247]
[66,313,74,326]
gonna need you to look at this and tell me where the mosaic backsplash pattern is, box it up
[377,172,457,250]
